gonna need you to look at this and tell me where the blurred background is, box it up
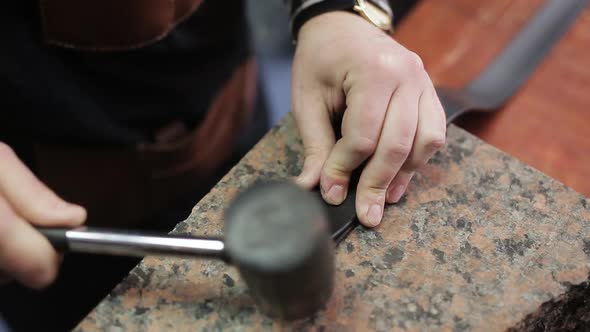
[246,1,294,126]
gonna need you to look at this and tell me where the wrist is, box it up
[290,0,355,41]
[289,0,394,42]
[296,11,358,46]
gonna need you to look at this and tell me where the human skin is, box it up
[0,143,86,288]
[292,11,447,227]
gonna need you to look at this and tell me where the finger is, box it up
[292,84,336,189]
[0,143,86,226]
[386,170,415,204]
[403,84,447,170]
[385,84,445,204]
[356,84,419,227]
[0,197,61,289]
[319,78,394,205]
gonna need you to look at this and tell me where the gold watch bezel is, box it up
[353,0,393,33]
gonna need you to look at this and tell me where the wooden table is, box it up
[77,1,590,331]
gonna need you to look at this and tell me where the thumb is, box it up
[0,198,62,289]
[291,87,336,189]
[0,143,86,289]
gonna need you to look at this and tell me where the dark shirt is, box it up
[0,1,252,146]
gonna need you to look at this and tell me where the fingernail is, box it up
[366,204,383,227]
[295,173,316,189]
[295,170,308,182]
[387,185,405,203]
[326,185,345,204]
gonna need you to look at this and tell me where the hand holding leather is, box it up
[292,11,446,227]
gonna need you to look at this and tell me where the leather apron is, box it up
[33,0,258,228]
[40,0,203,51]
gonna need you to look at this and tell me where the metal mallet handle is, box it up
[37,227,226,260]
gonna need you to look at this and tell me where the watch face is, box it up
[355,0,393,32]
[369,0,394,17]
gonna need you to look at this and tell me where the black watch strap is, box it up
[289,0,356,40]
[289,0,394,41]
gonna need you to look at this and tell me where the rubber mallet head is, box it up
[224,181,335,320]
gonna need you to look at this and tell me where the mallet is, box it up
[38,181,335,320]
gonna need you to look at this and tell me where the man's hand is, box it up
[0,143,86,288]
[292,11,446,227]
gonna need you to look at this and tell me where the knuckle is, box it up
[404,51,425,73]
[383,141,412,164]
[348,135,378,157]
[373,52,397,74]
[424,132,447,152]
[361,182,389,197]
[372,50,425,80]
[322,162,350,180]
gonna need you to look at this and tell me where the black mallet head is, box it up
[224,181,335,320]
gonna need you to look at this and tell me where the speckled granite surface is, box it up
[76,115,590,331]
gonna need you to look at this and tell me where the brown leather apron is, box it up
[33,1,258,228]
[40,0,203,51]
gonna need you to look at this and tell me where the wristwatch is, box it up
[289,0,394,40]
[353,0,394,32]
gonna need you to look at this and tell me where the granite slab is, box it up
[76,114,590,331]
